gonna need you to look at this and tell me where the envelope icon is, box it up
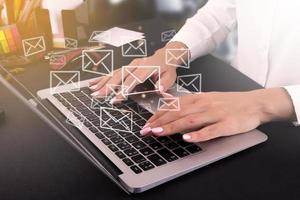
[100,107,133,132]
[22,36,46,57]
[66,109,86,129]
[105,84,127,101]
[158,97,180,111]
[161,29,176,42]
[177,74,202,93]
[89,31,111,43]
[122,66,160,96]
[50,55,66,66]
[65,37,78,49]
[82,49,114,76]
[90,98,102,109]
[122,38,147,57]
[50,71,80,94]
[166,49,190,69]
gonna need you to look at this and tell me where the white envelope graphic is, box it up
[158,97,180,111]
[82,49,114,76]
[22,36,46,57]
[65,37,78,49]
[89,31,111,43]
[166,49,190,69]
[100,107,133,132]
[50,71,80,94]
[90,98,102,109]
[122,38,147,57]
[50,55,66,66]
[105,84,127,101]
[66,109,86,129]
[122,66,160,96]
[177,74,202,93]
[161,29,176,42]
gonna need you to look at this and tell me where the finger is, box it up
[156,70,177,93]
[149,112,219,137]
[88,77,103,86]
[182,122,228,143]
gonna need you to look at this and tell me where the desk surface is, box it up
[1,21,300,200]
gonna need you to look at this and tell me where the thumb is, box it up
[156,70,177,93]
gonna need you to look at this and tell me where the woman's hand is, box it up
[88,42,187,102]
[141,88,295,143]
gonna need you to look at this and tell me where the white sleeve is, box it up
[171,0,237,61]
[284,85,300,126]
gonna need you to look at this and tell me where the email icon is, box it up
[161,29,176,42]
[65,37,78,49]
[166,49,190,69]
[22,36,46,57]
[66,109,86,129]
[50,71,80,94]
[158,97,180,111]
[50,55,66,66]
[100,107,133,132]
[82,49,114,76]
[105,84,127,101]
[121,38,147,57]
[122,66,160,96]
[89,31,111,43]
[177,74,202,93]
[90,98,102,109]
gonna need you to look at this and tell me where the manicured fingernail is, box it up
[89,85,97,90]
[159,85,164,92]
[140,127,152,135]
[183,134,192,141]
[91,91,100,96]
[143,123,150,129]
[109,97,116,105]
[151,127,164,135]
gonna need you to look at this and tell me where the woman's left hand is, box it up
[141,88,295,143]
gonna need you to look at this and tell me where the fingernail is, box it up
[89,85,97,90]
[140,127,152,135]
[151,127,164,135]
[183,134,192,141]
[109,97,116,105]
[91,91,100,96]
[159,85,164,92]
[143,123,150,129]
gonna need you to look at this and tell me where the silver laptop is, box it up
[37,78,267,193]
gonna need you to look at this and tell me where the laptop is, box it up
[37,78,268,193]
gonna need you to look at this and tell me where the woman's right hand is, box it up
[88,42,187,101]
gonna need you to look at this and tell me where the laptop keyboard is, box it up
[53,87,201,174]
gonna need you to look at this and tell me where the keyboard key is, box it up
[177,140,191,147]
[139,161,155,171]
[149,142,163,150]
[108,144,118,152]
[156,136,171,143]
[157,148,178,162]
[101,138,111,145]
[115,151,126,159]
[124,148,139,157]
[131,155,146,163]
[147,154,167,166]
[83,121,93,127]
[125,135,139,143]
[89,127,99,133]
[130,165,142,174]
[186,145,202,154]
[95,133,105,139]
[103,131,118,138]
[135,120,146,127]
[132,141,146,149]
[165,141,179,149]
[170,134,183,141]
[110,136,124,144]
[117,142,131,150]
[123,158,134,166]
[173,148,189,158]
[142,136,156,144]
[91,120,100,127]
[139,147,154,156]
[119,131,132,138]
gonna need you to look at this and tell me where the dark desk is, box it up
[1,22,300,200]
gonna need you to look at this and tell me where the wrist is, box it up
[250,88,296,124]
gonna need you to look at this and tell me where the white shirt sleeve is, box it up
[171,0,237,61]
[284,85,300,126]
